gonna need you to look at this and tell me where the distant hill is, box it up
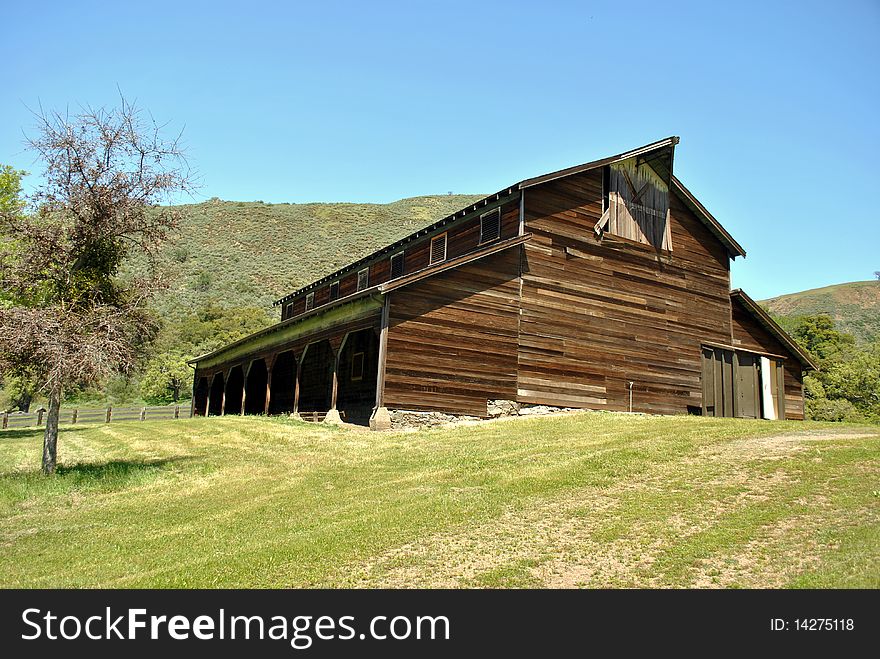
[128,194,485,319]
[760,281,880,343]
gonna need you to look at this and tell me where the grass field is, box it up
[0,413,877,588]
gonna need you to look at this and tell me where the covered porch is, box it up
[190,295,389,428]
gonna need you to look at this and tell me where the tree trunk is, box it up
[17,390,32,413]
[172,379,180,403]
[41,380,61,475]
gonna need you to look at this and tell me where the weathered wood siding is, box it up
[518,169,733,414]
[383,248,521,416]
[283,202,520,321]
[731,302,805,420]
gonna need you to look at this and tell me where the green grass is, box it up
[761,280,880,344]
[0,413,877,588]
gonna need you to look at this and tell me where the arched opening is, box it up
[269,351,297,415]
[244,358,268,415]
[337,328,380,425]
[225,365,245,416]
[208,373,224,416]
[298,340,333,415]
[193,377,209,416]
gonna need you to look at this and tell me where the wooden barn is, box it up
[189,137,816,428]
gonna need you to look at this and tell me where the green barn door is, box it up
[701,348,716,416]
[735,353,761,419]
[701,347,735,417]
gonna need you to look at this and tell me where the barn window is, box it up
[304,292,314,312]
[479,208,501,244]
[357,268,369,291]
[597,158,672,251]
[351,352,365,381]
[390,252,404,278]
[429,234,447,264]
[285,303,293,319]
[329,281,339,301]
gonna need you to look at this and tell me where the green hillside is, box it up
[761,280,880,344]
[130,194,485,319]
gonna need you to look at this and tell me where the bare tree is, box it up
[0,97,194,474]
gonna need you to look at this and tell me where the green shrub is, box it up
[807,398,862,422]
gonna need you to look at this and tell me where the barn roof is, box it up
[730,289,818,369]
[274,137,745,306]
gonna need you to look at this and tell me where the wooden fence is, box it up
[1,405,191,431]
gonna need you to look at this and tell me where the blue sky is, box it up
[2,0,878,299]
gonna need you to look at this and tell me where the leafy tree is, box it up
[0,165,27,218]
[785,314,855,366]
[141,352,192,404]
[783,315,880,422]
[135,302,271,405]
[0,166,27,310]
[806,397,862,423]
[822,344,880,418]
[0,373,39,412]
[0,98,193,474]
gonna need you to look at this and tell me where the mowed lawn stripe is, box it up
[0,414,876,588]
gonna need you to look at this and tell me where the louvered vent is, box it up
[304,292,314,311]
[356,268,369,291]
[429,234,447,264]
[329,281,339,301]
[390,252,404,278]
[480,208,501,243]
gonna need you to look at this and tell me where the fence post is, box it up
[174,405,180,420]
[106,406,112,424]
[2,411,7,430]
[72,409,78,425]
[140,407,146,422]
[37,409,44,426]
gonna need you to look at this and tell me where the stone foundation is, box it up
[386,401,583,430]
[389,409,481,430]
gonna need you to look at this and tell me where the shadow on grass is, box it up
[0,457,195,503]
[55,457,192,481]
[0,427,49,441]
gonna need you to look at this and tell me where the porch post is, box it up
[190,367,198,417]
[370,294,392,430]
[205,375,212,417]
[220,369,229,416]
[240,364,247,416]
[324,339,343,424]
[264,355,275,415]
[241,365,247,415]
[292,349,304,419]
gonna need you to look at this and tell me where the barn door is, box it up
[608,158,672,250]
[735,353,761,419]
[765,358,786,420]
[701,347,734,417]
[775,360,786,420]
